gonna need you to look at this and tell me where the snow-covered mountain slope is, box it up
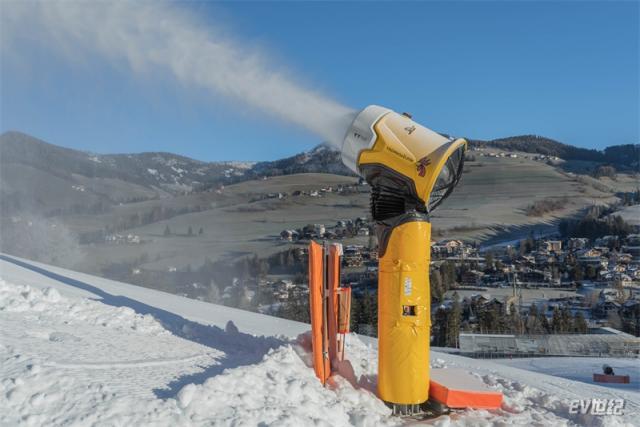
[1,254,638,426]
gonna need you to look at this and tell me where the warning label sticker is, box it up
[404,277,412,296]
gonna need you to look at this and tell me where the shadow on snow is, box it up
[0,255,287,399]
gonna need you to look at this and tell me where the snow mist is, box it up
[0,1,355,147]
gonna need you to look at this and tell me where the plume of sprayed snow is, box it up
[0,1,355,147]
[0,216,83,268]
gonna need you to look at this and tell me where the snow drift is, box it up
[0,255,638,426]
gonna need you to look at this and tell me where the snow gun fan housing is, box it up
[340,105,466,407]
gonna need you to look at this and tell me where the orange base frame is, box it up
[308,241,329,384]
[308,242,349,385]
[429,368,503,409]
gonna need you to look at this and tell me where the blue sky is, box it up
[1,1,638,161]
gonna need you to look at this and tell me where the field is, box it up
[55,154,631,274]
[613,204,640,226]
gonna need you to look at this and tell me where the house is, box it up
[577,249,607,268]
[343,245,364,268]
[614,274,634,288]
[568,238,589,250]
[620,298,640,331]
[280,229,299,241]
[593,300,621,318]
[357,227,370,236]
[543,240,562,253]
[520,269,548,285]
[462,270,484,286]
[534,252,556,266]
[596,235,619,247]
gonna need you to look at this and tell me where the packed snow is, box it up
[493,357,639,392]
[0,254,638,426]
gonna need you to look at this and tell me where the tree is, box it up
[367,233,378,251]
[585,265,597,280]
[432,307,448,347]
[286,250,296,268]
[573,264,584,282]
[441,261,457,289]
[350,297,362,333]
[538,310,550,333]
[479,307,502,334]
[236,286,253,311]
[508,303,523,334]
[526,304,539,333]
[572,311,588,333]
[593,165,616,179]
[484,253,494,272]
[560,306,572,333]
[164,225,171,236]
[446,300,462,347]
[430,269,444,303]
[551,307,563,333]
[361,291,378,335]
[207,280,221,303]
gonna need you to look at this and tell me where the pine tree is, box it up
[573,264,584,281]
[479,307,501,334]
[430,269,444,303]
[350,297,362,333]
[538,311,550,333]
[551,307,563,333]
[560,306,572,333]
[508,303,522,334]
[484,253,494,271]
[573,311,588,333]
[446,300,462,347]
[207,280,220,303]
[433,307,448,347]
[360,291,377,336]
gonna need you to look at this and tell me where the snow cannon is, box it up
[341,105,466,408]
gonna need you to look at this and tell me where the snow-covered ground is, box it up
[493,357,639,392]
[1,254,638,426]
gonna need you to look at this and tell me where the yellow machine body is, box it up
[377,220,431,404]
[340,105,467,408]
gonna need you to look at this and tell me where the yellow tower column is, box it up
[377,219,431,405]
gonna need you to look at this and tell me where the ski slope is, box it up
[1,254,638,426]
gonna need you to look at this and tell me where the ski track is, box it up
[0,254,638,426]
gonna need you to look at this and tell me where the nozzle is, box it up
[341,105,391,174]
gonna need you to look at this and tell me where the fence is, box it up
[459,332,640,358]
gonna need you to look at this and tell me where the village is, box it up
[268,211,640,346]
[84,177,640,353]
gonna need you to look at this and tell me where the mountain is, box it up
[1,129,636,220]
[469,135,639,169]
[1,254,638,426]
[239,136,639,183]
[0,131,253,215]
[469,135,605,161]
[244,144,355,179]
